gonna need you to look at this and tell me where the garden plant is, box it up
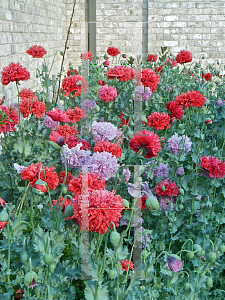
[0,42,225,300]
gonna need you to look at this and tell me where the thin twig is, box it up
[55,0,77,104]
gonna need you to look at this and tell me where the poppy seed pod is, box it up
[167,255,182,272]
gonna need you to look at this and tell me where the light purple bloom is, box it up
[13,163,26,174]
[98,117,104,122]
[177,166,184,176]
[92,121,118,142]
[61,144,91,168]
[81,99,95,114]
[216,99,223,106]
[159,195,176,214]
[43,116,59,130]
[134,85,152,101]
[153,163,169,179]
[195,195,201,200]
[167,86,172,93]
[167,133,192,156]
[88,151,119,180]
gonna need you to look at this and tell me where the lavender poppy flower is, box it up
[216,99,223,106]
[177,166,184,176]
[14,163,26,174]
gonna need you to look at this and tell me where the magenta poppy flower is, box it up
[167,255,182,272]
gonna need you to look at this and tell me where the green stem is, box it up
[94,233,105,264]
[30,193,35,239]
[7,221,10,284]
[17,182,31,217]
[12,221,33,235]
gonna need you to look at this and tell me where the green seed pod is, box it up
[207,252,216,263]
[62,187,67,194]
[64,205,74,218]
[0,211,9,222]
[179,188,184,196]
[94,105,100,112]
[178,204,184,211]
[146,197,160,211]
[127,131,133,139]
[194,244,202,257]
[178,124,184,129]
[219,245,225,253]
[44,254,54,266]
[206,277,213,288]
[49,141,63,150]
[155,94,160,100]
[161,185,165,192]
[154,104,158,108]
[168,223,172,228]
[123,199,129,208]
[169,60,173,66]
[163,72,167,78]
[186,252,194,259]
[108,270,115,279]
[212,147,218,154]
[184,282,190,291]
[142,249,148,259]
[21,253,29,265]
[110,231,120,248]
[205,100,210,105]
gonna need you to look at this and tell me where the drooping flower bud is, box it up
[167,255,182,272]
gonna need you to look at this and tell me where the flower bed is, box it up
[0,45,225,299]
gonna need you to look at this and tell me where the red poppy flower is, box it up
[129,129,161,159]
[154,179,179,197]
[1,62,30,86]
[120,260,134,271]
[21,163,59,190]
[98,80,105,86]
[141,68,160,92]
[26,45,47,58]
[0,105,19,133]
[166,101,184,120]
[59,170,73,185]
[94,141,122,158]
[49,131,64,147]
[19,89,46,119]
[57,124,78,139]
[106,66,134,82]
[202,73,212,81]
[107,47,120,57]
[122,54,127,58]
[200,156,225,179]
[65,107,86,123]
[62,75,88,96]
[47,108,70,122]
[155,66,163,74]
[147,112,171,130]
[14,289,24,299]
[147,54,157,62]
[119,113,130,128]
[80,51,93,61]
[176,50,192,64]
[175,90,205,109]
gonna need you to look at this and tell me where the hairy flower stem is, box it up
[55,0,77,104]
[94,233,105,264]
[7,221,10,284]
[30,193,35,239]
[209,178,219,220]
[17,182,31,217]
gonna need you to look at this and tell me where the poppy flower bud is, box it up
[98,80,105,86]
[167,255,182,272]
[161,185,165,192]
[49,131,64,150]
[64,205,74,218]
[122,54,126,58]
[103,60,110,67]
[24,271,38,287]
[0,210,9,222]
[205,118,212,124]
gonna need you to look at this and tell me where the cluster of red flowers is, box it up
[94,141,122,158]
[56,124,78,139]
[119,112,130,128]
[107,47,120,57]
[80,51,93,61]
[147,112,171,130]
[62,75,88,96]
[154,180,180,197]
[49,172,124,234]
[59,170,73,185]
[26,45,47,58]
[200,156,225,179]
[19,89,46,119]
[67,69,79,76]
[176,50,192,64]
[147,54,157,62]
[64,136,91,150]
[0,105,19,133]
[20,162,59,192]
[120,260,134,271]
[141,68,160,92]
[129,129,161,159]
[65,107,86,123]
[202,73,212,81]
[106,65,134,82]
[155,66,163,74]
[1,62,30,86]
[166,100,184,120]
[0,198,7,230]
[175,90,206,109]
[47,108,70,122]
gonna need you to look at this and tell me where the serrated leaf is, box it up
[117,245,129,260]
[84,280,108,300]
